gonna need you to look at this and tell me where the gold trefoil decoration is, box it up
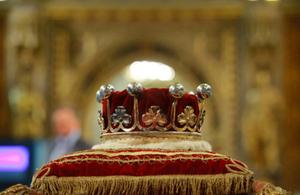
[142,106,168,128]
[177,106,197,127]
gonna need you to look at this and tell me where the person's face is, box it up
[52,109,76,136]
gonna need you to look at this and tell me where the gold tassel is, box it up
[31,173,253,195]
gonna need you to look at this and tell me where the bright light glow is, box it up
[130,61,175,81]
[0,146,29,172]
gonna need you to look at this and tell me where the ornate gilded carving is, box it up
[193,27,238,156]
[53,27,71,104]
[7,6,46,139]
[242,3,283,182]
[242,70,283,177]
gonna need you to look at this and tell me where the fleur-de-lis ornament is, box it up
[178,106,197,126]
[111,106,131,126]
[142,106,167,128]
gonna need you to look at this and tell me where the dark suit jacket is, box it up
[72,139,92,153]
[47,138,92,162]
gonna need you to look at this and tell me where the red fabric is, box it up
[102,88,200,133]
[252,181,269,194]
[34,149,248,179]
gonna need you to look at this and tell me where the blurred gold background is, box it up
[0,0,300,193]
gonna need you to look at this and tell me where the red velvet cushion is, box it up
[33,149,250,178]
[31,149,254,195]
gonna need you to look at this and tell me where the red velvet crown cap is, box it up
[102,88,200,133]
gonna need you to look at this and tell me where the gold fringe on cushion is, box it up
[31,174,253,195]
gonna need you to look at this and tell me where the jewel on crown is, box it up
[96,82,212,144]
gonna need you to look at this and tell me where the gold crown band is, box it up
[100,131,202,144]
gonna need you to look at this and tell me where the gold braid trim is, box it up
[31,174,253,195]
[61,150,227,158]
[50,156,229,166]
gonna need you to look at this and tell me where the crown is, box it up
[96,82,212,145]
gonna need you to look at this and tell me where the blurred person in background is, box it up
[47,107,92,162]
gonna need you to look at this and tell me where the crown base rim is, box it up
[100,131,201,145]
